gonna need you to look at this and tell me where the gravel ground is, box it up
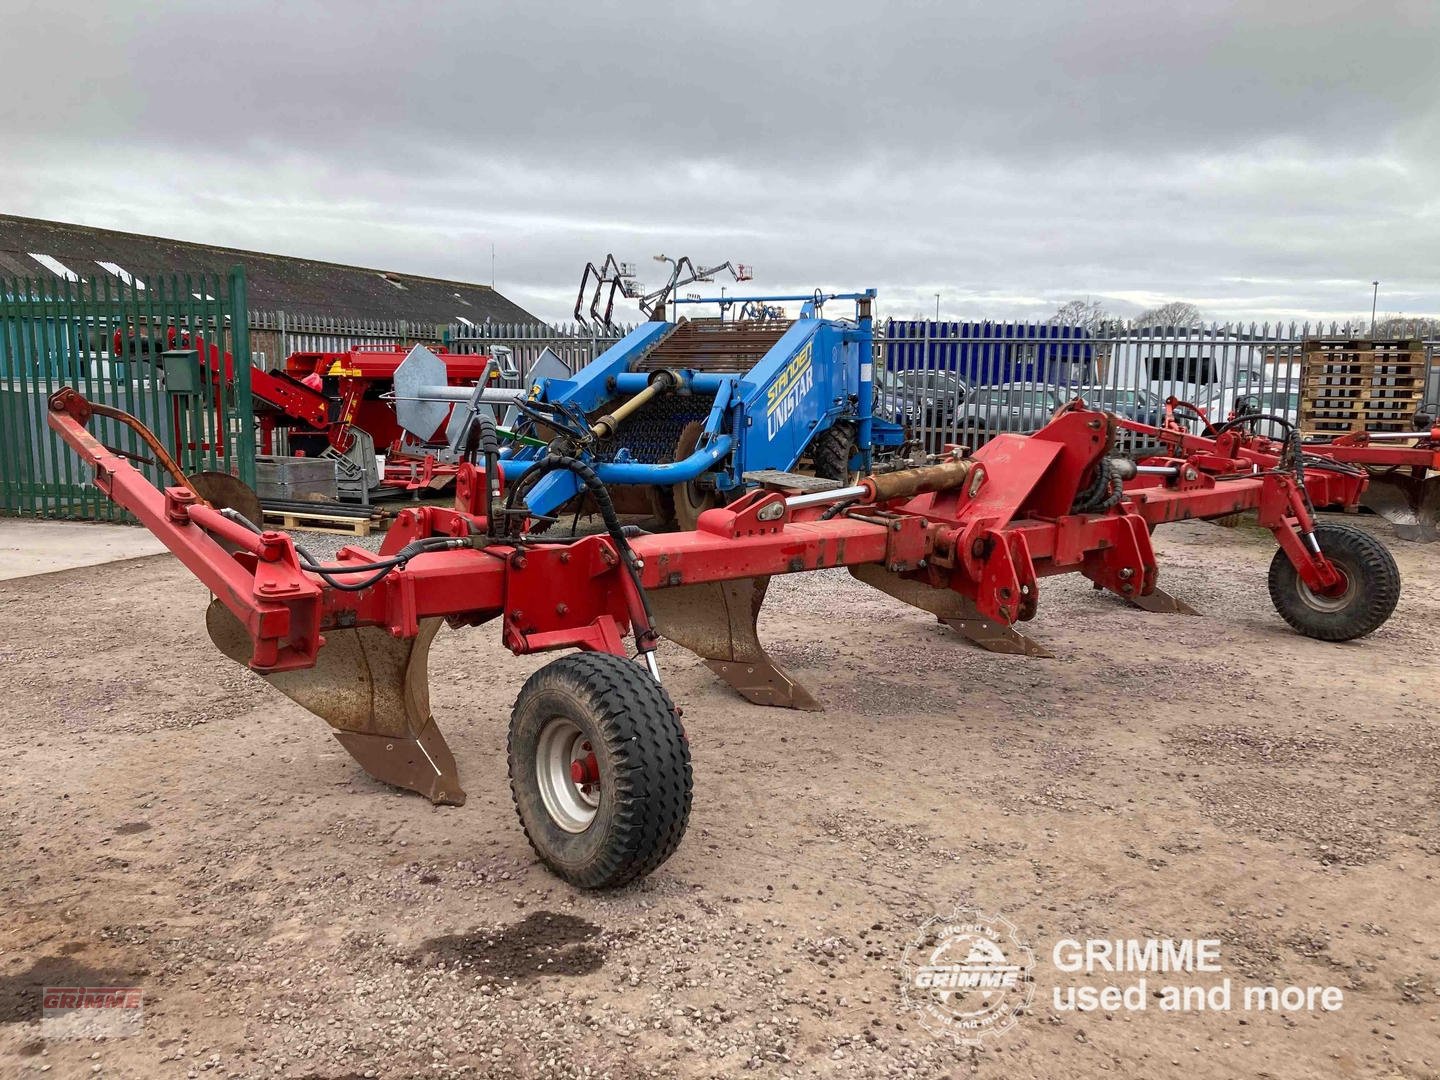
[1,513,1438,1079]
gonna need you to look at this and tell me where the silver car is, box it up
[878,368,970,430]
[956,383,1067,437]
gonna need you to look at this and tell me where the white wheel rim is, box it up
[1297,564,1355,614]
[535,717,600,833]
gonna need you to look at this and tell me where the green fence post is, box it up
[229,266,254,488]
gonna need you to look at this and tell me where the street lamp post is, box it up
[1371,281,1380,336]
[934,293,940,322]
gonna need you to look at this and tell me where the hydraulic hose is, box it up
[463,410,503,522]
[501,449,659,649]
[218,508,465,592]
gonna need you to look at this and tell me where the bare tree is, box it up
[1134,301,1204,328]
[1373,314,1440,338]
[1049,297,1110,332]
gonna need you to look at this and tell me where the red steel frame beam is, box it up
[1117,411,1440,475]
[47,391,1367,677]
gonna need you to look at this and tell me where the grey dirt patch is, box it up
[416,911,608,983]
[1192,778,1386,865]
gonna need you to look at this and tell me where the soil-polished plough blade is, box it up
[1362,473,1440,543]
[206,601,465,805]
[1125,586,1200,616]
[848,564,1053,658]
[649,577,821,710]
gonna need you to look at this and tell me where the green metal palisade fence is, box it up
[0,266,253,521]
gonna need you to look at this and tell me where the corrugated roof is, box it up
[0,214,540,326]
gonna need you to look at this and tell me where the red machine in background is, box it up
[280,346,495,460]
[46,385,1401,890]
[1125,397,1440,542]
[115,326,500,498]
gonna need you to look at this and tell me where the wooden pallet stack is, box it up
[1299,337,1428,436]
[261,501,390,537]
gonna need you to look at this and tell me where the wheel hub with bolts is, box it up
[1297,570,1355,613]
[535,717,601,833]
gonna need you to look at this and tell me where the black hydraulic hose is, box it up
[1214,412,1295,439]
[1072,457,1121,514]
[1214,412,1322,523]
[218,508,460,592]
[1302,457,1368,477]
[820,497,861,520]
[466,410,502,520]
[503,450,657,632]
[1207,413,1337,524]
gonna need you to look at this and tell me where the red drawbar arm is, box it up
[47,397,324,671]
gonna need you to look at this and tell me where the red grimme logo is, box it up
[42,987,144,1011]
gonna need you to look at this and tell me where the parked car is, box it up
[955,382,1068,436]
[877,367,970,430]
[1068,385,1164,428]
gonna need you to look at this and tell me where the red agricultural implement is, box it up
[46,387,1400,888]
[1121,398,1440,542]
[281,346,495,457]
[116,328,503,498]
[1315,427,1440,541]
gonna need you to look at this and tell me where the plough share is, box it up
[47,386,1400,888]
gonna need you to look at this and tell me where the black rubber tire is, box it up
[508,652,692,889]
[1267,522,1400,642]
[670,419,720,531]
[811,420,857,481]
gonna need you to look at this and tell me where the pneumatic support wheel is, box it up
[508,652,692,888]
[1267,522,1400,642]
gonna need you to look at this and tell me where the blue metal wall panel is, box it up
[884,321,1096,386]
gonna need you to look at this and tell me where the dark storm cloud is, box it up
[3,1,1438,323]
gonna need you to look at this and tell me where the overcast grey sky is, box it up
[3,0,1437,325]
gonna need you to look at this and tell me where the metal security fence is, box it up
[879,320,1440,453]
[422,316,1440,455]
[247,311,446,369]
[0,268,252,521]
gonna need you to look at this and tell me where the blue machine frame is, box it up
[500,290,905,517]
